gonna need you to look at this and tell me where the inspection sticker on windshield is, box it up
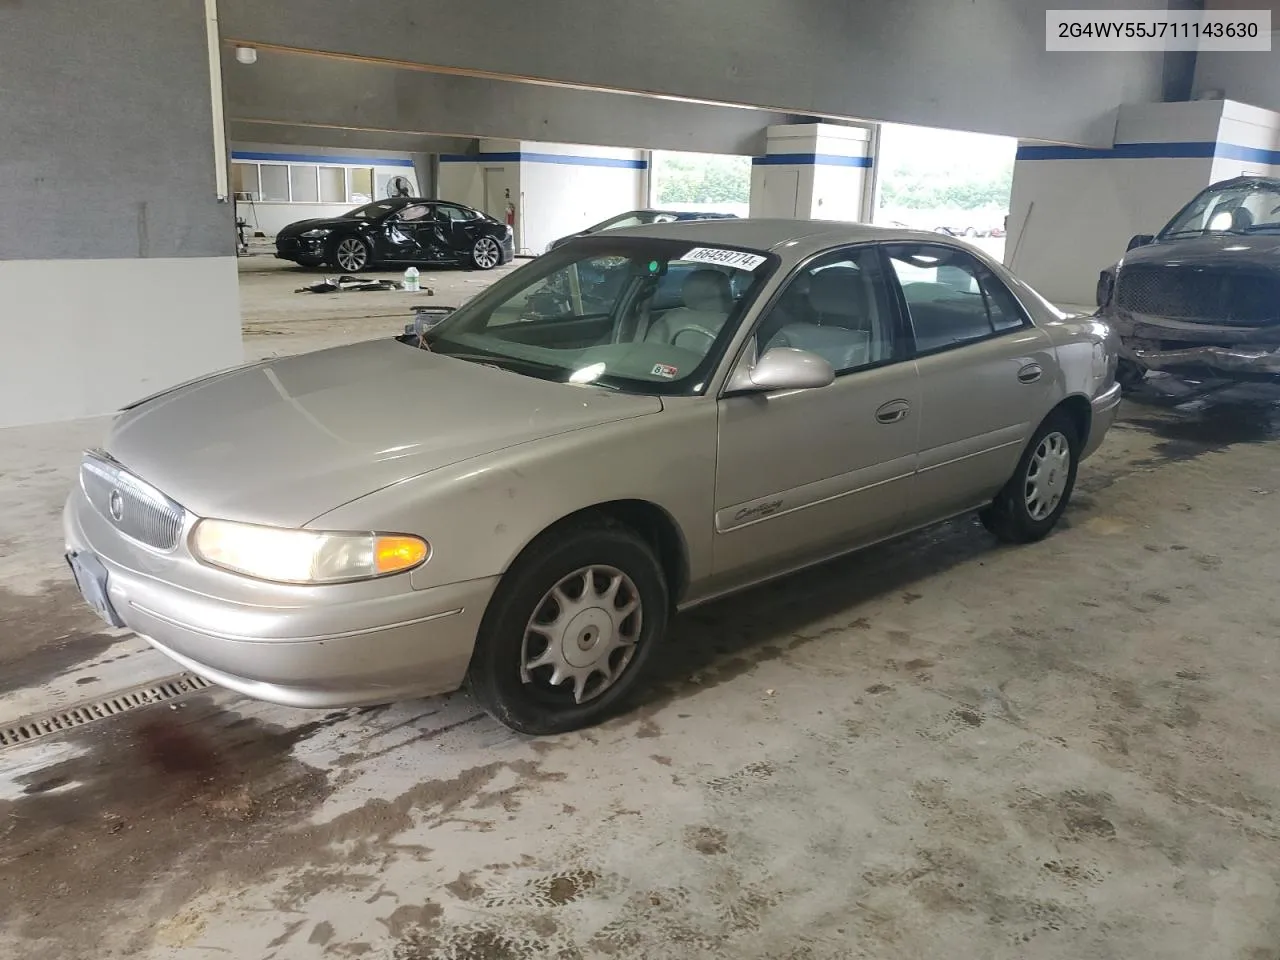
[651,363,679,379]
[682,247,767,271]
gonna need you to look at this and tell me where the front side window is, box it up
[417,237,778,395]
[397,204,431,222]
[751,246,902,375]
[885,244,1026,354]
[344,200,401,219]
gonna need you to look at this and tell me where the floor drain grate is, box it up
[0,673,215,748]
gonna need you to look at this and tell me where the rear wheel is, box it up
[467,519,668,735]
[980,411,1080,544]
[329,236,372,272]
[471,236,502,270]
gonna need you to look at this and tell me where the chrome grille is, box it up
[80,453,185,551]
[1116,265,1280,326]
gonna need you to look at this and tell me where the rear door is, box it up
[883,242,1055,525]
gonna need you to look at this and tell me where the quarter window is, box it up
[751,246,900,375]
[885,244,1027,354]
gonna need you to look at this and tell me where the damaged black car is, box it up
[1097,176,1280,389]
[275,198,515,272]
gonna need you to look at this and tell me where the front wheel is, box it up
[467,519,669,735]
[329,236,373,272]
[980,411,1080,544]
[471,235,503,270]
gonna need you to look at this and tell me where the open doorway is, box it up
[873,123,1015,262]
[649,151,751,217]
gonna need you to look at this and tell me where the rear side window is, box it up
[884,244,1028,354]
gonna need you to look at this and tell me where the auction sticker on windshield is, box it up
[683,247,768,271]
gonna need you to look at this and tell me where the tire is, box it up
[980,410,1080,544]
[471,235,503,270]
[467,518,669,736]
[328,235,373,272]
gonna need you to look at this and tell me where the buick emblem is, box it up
[108,489,124,522]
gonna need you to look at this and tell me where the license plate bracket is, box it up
[66,551,126,628]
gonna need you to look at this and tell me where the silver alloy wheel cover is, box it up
[474,236,500,268]
[336,238,367,271]
[521,565,642,705]
[1025,430,1071,521]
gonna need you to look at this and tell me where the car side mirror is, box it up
[727,347,835,394]
[1126,233,1155,252]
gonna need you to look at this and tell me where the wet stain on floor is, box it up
[1124,397,1280,462]
[0,581,119,694]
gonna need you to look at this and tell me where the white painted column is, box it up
[1007,99,1235,304]
[749,123,874,221]
[438,140,646,255]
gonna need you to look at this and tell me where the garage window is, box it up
[318,166,346,203]
[884,244,1028,354]
[231,162,260,200]
[349,168,374,203]
[259,164,290,202]
[289,165,319,203]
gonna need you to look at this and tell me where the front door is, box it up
[713,245,920,582]
[883,242,1055,524]
[376,202,434,262]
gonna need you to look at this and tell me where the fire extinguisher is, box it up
[504,188,516,231]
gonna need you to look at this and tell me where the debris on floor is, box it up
[295,275,433,294]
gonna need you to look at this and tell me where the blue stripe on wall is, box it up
[440,151,648,169]
[231,150,416,167]
[1016,141,1280,165]
[752,153,873,168]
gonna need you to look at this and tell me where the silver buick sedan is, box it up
[64,221,1121,734]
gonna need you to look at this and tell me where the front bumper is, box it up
[63,488,499,709]
[501,234,516,262]
[1103,307,1280,380]
[1083,382,1122,461]
[275,235,326,264]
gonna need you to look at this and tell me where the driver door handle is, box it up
[1018,362,1043,384]
[875,399,911,424]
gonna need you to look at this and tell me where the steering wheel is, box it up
[668,325,718,353]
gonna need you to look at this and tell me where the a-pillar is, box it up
[439,140,648,255]
[1007,99,1280,305]
[749,123,875,221]
[0,0,243,429]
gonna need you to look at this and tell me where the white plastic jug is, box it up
[403,267,420,292]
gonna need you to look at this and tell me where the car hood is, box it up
[104,339,662,527]
[1120,233,1280,271]
[277,216,364,238]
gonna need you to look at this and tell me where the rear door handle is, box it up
[875,399,911,424]
[1018,363,1043,384]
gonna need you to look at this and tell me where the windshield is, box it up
[1160,182,1280,238]
[344,200,403,220]
[416,237,778,395]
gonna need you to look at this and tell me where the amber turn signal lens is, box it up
[373,535,430,574]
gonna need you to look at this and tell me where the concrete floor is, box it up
[2,256,1280,959]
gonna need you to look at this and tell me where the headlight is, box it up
[1096,271,1114,307]
[190,519,428,584]
[300,228,332,239]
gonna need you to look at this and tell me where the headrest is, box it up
[682,269,733,312]
[808,266,864,316]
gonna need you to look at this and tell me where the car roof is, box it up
[601,217,952,254]
[1206,175,1280,190]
